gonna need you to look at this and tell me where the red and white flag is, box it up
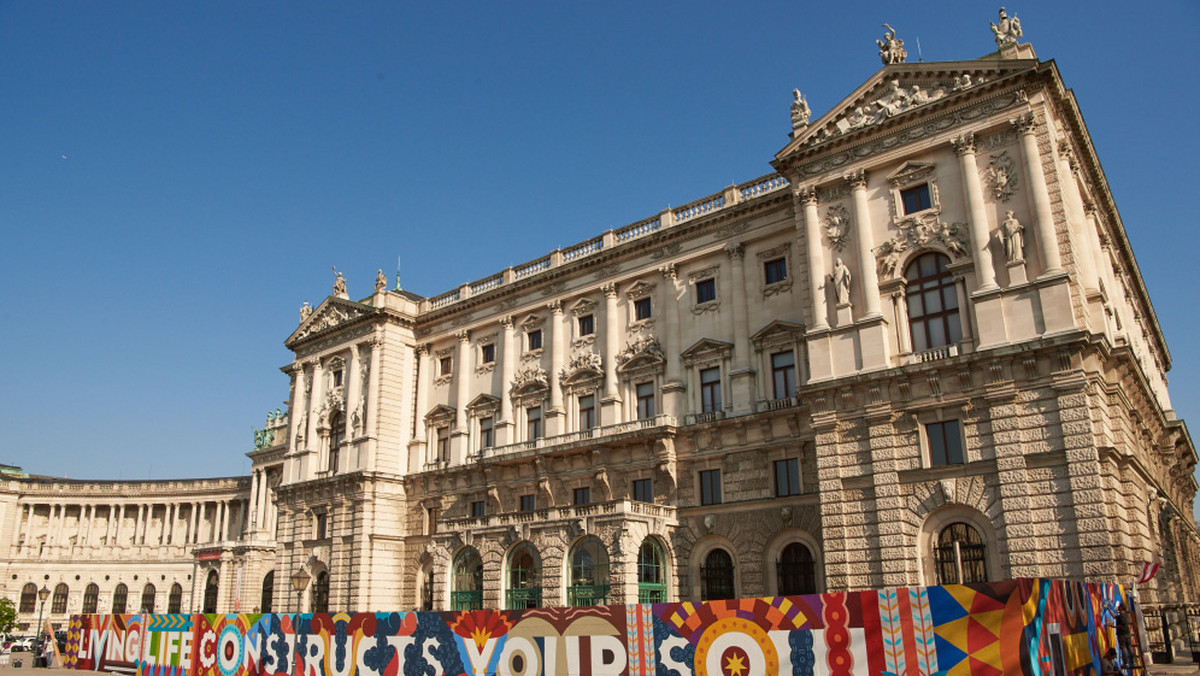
[1136,562,1160,584]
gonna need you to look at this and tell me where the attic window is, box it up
[901,184,932,214]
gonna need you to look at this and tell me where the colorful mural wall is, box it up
[63,579,1128,676]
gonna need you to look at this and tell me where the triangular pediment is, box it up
[775,58,1040,161]
[751,320,806,347]
[466,394,500,415]
[286,297,379,347]
[680,338,734,362]
[424,404,456,425]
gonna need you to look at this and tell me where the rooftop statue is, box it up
[332,268,347,297]
[299,301,313,322]
[990,7,1023,49]
[877,24,907,65]
[375,268,388,292]
[790,89,811,131]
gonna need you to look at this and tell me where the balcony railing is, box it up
[506,587,542,609]
[567,584,610,607]
[480,414,676,460]
[638,583,668,604]
[451,590,482,611]
[910,343,960,364]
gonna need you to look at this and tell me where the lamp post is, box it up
[34,585,50,668]
[289,569,310,676]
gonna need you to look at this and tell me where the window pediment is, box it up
[617,335,666,380]
[560,351,604,391]
[681,338,734,368]
[466,394,500,418]
[570,298,598,316]
[510,365,549,404]
[425,404,456,427]
[752,321,806,351]
[626,280,655,300]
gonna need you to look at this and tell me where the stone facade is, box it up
[3,24,1198,633]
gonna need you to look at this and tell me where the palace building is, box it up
[4,14,1197,634]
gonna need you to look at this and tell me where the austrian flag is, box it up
[1137,562,1161,584]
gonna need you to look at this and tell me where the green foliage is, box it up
[0,597,15,634]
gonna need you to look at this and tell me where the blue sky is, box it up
[2,2,1197,510]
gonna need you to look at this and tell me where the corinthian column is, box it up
[951,132,998,290]
[1012,114,1063,275]
[498,317,516,444]
[547,300,565,435]
[660,265,684,419]
[845,169,882,317]
[799,187,828,329]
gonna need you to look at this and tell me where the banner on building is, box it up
[64,578,1128,676]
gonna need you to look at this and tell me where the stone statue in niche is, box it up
[877,24,907,65]
[990,7,1023,49]
[791,89,811,131]
[332,268,347,296]
[831,258,853,305]
[299,302,313,322]
[1000,211,1025,262]
[375,269,388,292]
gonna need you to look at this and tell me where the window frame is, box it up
[771,351,797,399]
[471,500,486,518]
[577,314,594,337]
[926,419,964,466]
[633,478,653,503]
[519,494,536,512]
[436,426,450,462]
[480,343,496,365]
[764,257,788,285]
[526,329,543,352]
[699,468,722,506]
[573,486,591,506]
[700,366,722,413]
[526,405,542,440]
[774,458,801,497]
[900,183,933,215]
[578,394,595,431]
[636,382,655,420]
[634,297,652,321]
[695,278,717,304]
[478,416,493,450]
[904,252,962,353]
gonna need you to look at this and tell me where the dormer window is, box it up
[901,184,932,214]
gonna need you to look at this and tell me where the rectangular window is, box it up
[527,330,542,351]
[573,487,591,505]
[527,406,542,440]
[579,395,595,431]
[426,506,439,535]
[634,297,652,321]
[771,351,796,399]
[481,343,495,364]
[636,382,655,420]
[520,494,536,512]
[696,278,716,303]
[774,458,801,496]
[436,426,450,462]
[700,367,722,413]
[471,501,486,518]
[633,478,653,503]
[479,417,493,450]
[764,258,788,285]
[439,356,452,376]
[700,469,722,506]
[901,184,933,214]
[316,512,328,539]
[578,314,594,336]
[333,369,344,387]
[927,420,964,466]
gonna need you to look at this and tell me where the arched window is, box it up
[905,252,961,352]
[421,567,434,611]
[260,572,274,613]
[19,583,37,613]
[82,584,99,614]
[637,538,667,603]
[141,584,156,614]
[168,583,183,614]
[777,543,816,595]
[568,538,610,606]
[203,571,219,613]
[506,545,541,609]
[112,584,128,614]
[452,548,483,611]
[329,412,345,473]
[935,522,988,584]
[700,548,735,601]
[52,583,69,614]
[311,571,329,613]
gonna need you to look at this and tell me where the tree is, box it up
[0,597,15,635]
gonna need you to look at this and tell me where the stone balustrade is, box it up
[419,173,788,313]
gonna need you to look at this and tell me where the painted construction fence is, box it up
[64,578,1128,676]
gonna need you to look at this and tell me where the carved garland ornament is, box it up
[985,150,1018,202]
[875,213,971,278]
[824,203,851,252]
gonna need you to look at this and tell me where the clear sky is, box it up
[2,2,1197,509]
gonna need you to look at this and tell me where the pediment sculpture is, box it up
[560,351,603,385]
[510,365,549,402]
[292,301,374,342]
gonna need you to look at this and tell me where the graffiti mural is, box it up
[65,578,1128,676]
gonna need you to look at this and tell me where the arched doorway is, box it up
[506,544,541,609]
[568,537,610,606]
[203,571,219,613]
[700,548,735,601]
[777,542,816,595]
[311,570,329,613]
[452,548,483,610]
[260,572,274,613]
[637,538,668,603]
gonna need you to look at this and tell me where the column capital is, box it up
[1009,113,1035,135]
[546,299,563,315]
[501,315,514,329]
[415,343,431,356]
[843,168,869,190]
[659,263,677,281]
[795,186,819,206]
[724,242,745,260]
[950,131,976,156]
[456,330,471,343]
[601,282,617,298]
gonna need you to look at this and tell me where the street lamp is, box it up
[289,569,310,676]
[34,586,50,668]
